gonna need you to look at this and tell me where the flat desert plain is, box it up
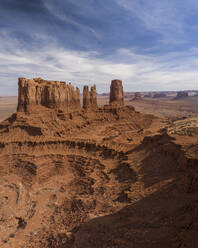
[97,94,198,120]
[0,96,17,122]
[1,95,198,121]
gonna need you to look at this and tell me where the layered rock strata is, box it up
[109,79,124,105]
[17,77,81,112]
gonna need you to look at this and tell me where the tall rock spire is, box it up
[109,79,124,105]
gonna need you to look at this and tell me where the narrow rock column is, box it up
[109,79,124,105]
[83,85,98,110]
[83,86,90,109]
[90,85,97,108]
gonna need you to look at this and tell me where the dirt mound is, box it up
[0,78,198,247]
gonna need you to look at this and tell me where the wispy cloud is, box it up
[115,0,193,45]
[1,32,198,95]
[1,0,198,95]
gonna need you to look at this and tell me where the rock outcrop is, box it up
[174,91,189,100]
[17,78,81,112]
[109,80,124,105]
[83,85,97,110]
[131,92,142,101]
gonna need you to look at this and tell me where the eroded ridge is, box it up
[1,77,198,247]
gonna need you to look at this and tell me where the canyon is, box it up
[0,78,198,247]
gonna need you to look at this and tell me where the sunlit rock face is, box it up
[17,77,81,112]
[109,79,124,105]
[83,85,97,110]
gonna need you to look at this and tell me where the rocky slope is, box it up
[0,78,198,248]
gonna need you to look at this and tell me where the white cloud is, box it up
[1,33,198,95]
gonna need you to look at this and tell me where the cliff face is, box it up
[109,79,124,105]
[83,85,97,109]
[17,78,81,112]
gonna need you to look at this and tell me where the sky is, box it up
[1,0,198,95]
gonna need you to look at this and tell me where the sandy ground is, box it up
[0,96,17,122]
[126,97,198,120]
[1,95,198,122]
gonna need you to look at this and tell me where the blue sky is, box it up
[1,0,198,95]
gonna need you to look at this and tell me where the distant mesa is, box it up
[174,91,189,100]
[109,79,124,105]
[153,93,166,98]
[144,93,153,98]
[130,92,142,101]
[124,93,133,99]
[100,93,109,97]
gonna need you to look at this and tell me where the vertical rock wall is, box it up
[109,79,124,105]
[17,78,81,112]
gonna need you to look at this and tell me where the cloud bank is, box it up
[0,0,198,95]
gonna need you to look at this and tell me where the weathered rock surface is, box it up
[17,78,81,112]
[3,77,198,248]
[109,79,124,105]
[174,91,189,100]
[83,85,97,109]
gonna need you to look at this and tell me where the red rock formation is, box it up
[83,86,90,109]
[17,78,81,112]
[90,85,97,108]
[83,85,97,109]
[109,79,124,105]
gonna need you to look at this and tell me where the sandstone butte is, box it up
[17,77,81,112]
[0,77,198,248]
[109,79,124,105]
